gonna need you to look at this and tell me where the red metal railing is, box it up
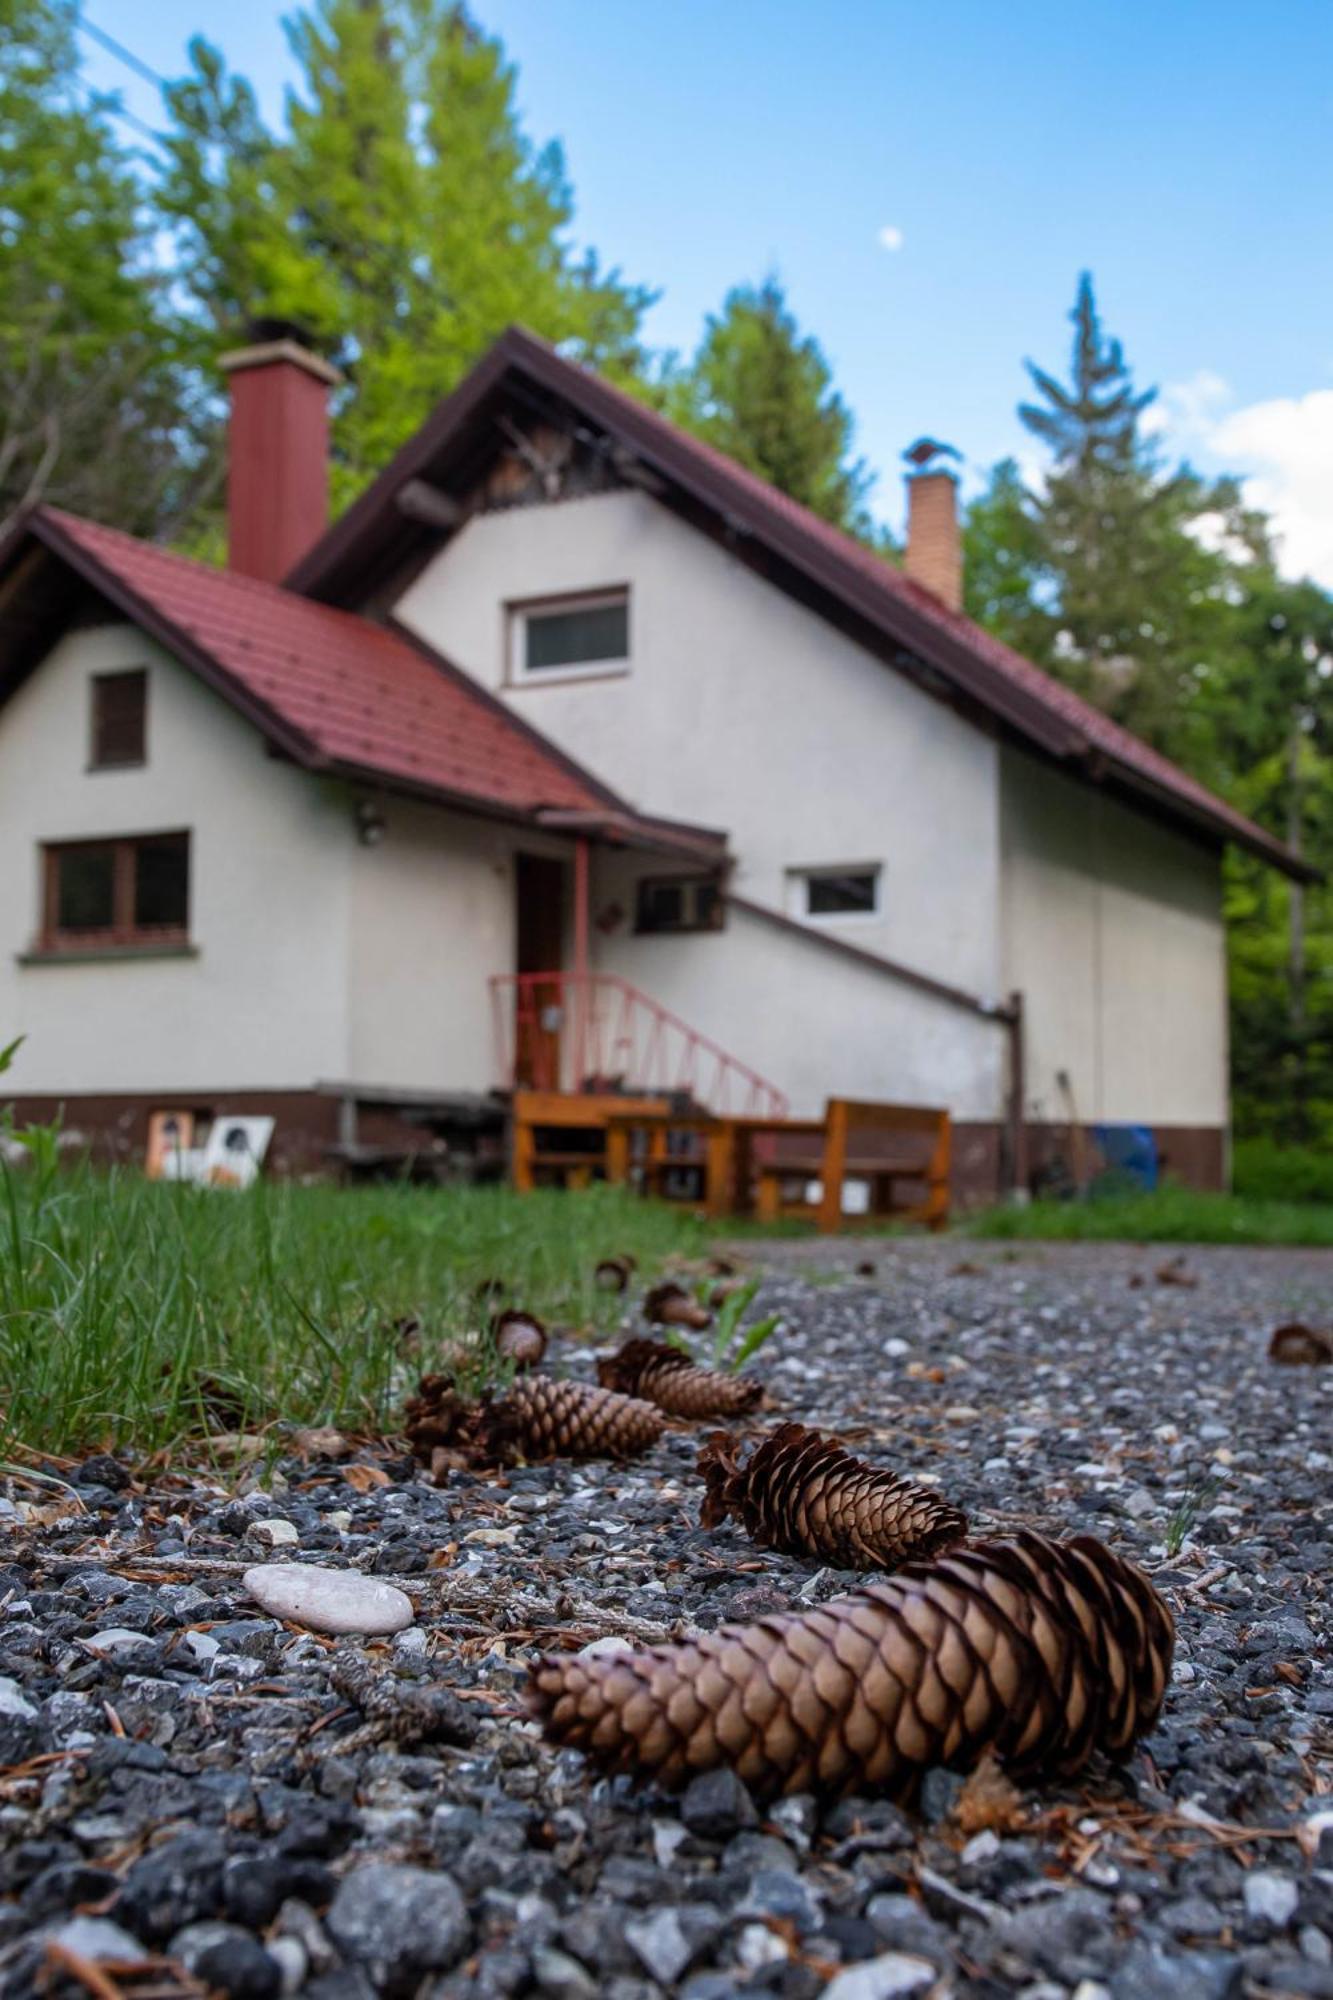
[489,971,788,1119]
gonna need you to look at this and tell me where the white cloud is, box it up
[1159,369,1333,589]
[877,224,904,252]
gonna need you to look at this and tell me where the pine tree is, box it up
[158,1,651,509]
[0,0,209,533]
[1207,578,1333,1143]
[976,274,1268,766]
[665,276,877,538]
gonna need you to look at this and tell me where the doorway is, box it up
[514,853,567,1087]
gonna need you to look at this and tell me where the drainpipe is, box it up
[572,838,590,1091]
[1005,989,1028,1197]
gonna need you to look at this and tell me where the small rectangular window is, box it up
[91,670,147,768]
[636,875,723,935]
[511,590,629,682]
[40,831,190,952]
[794,866,881,920]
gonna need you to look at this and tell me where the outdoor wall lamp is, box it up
[355,800,386,847]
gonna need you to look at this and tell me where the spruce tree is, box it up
[158,0,651,507]
[0,0,207,533]
[665,276,877,538]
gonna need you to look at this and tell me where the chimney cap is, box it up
[220,318,343,388]
[903,436,962,471]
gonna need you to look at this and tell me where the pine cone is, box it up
[528,1530,1174,1801]
[595,1255,637,1293]
[698,1423,966,1569]
[597,1338,764,1418]
[404,1372,664,1471]
[403,1373,479,1463]
[500,1376,665,1461]
[645,1281,712,1331]
[493,1309,548,1371]
[1269,1321,1333,1365]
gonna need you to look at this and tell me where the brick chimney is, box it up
[219,319,341,584]
[903,440,962,612]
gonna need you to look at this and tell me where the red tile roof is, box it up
[293,327,1306,879]
[33,508,618,822]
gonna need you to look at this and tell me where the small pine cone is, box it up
[698,1423,966,1570]
[498,1376,665,1462]
[644,1281,712,1332]
[595,1254,637,1293]
[598,1338,763,1418]
[403,1373,484,1463]
[493,1309,548,1371]
[1269,1321,1332,1365]
[527,1530,1174,1801]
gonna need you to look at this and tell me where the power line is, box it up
[73,11,169,93]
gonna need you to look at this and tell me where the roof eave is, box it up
[25,511,324,773]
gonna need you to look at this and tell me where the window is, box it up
[793,865,881,920]
[510,590,629,682]
[636,875,723,935]
[40,832,190,952]
[90,670,147,768]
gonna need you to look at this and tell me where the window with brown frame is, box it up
[39,832,190,952]
[90,670,147,769]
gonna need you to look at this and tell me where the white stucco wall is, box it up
[346,802,545,1093]
[0,624,353,1094]
[1000,747,1228,1128]
[396,491,1008,1118]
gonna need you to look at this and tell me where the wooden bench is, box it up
[603,1112,744,1215]
[754,1099,951,1232]
[511,1090,670,1191]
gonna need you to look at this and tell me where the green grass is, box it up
[966,1185,1333,1247]
[0,1163,706,1461]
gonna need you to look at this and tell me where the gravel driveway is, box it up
[1,1239,1330,1999]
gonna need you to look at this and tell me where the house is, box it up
[0,324,1308,1196]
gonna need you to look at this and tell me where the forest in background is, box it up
[3,0,1330,1150]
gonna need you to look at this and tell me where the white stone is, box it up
[960,1830,1001,1865]
[51,1917,147,1964]
[179,1630,220,1662]
[0,1675,37,1719]
[1243,1870,1299,1927]
[248,1518,299,1547]
[464,1526,520,1547]
[81,1628,154,1655]
[735,1923,788,1971]
[242,1563,414,1636]
[267,1936,308,1996]
[821,1953,936,2000]
[578,1635,633,1660]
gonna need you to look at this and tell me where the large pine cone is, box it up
[404,1372,664,1470]
[528,1530,1174,1801]
[501,1376,665,1461]
[598,1339,764,1418]
[699,1423,965,1569]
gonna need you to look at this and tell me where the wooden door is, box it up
[515,853,566,1087]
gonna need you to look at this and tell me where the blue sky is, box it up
[79,0,1333,579]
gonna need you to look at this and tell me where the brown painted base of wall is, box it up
[952,1121,1227,1207]
[7,1092,1227,1206]
[6,1090,461,1180]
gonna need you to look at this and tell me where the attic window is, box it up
[510,590,629,683]
[792,865,881,921]
[90,670,147,769]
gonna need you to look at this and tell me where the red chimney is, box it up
[219,323,341,584]
[903,438,963,612]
